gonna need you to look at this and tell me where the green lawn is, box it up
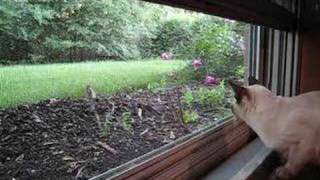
[0,59,186,107]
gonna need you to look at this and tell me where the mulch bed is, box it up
[0,84,232,180]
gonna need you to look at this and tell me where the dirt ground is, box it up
[0,85,231,180]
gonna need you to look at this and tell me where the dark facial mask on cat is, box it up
[228,80,250,104]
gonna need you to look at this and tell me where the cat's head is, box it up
[229,80,274,121]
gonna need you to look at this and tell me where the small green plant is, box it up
[102,120,112,136]
[196,88,208,106]
[160,76,167,86]
[121,112,134,133]
[182,89,194,108]
[147,76,168,91]
[147,82,160,90]
[195,81,226,107]
[183,110,199,124]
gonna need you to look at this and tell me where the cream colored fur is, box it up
[231,84,320,179]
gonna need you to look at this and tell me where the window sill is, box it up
[206,138,320,180]
[203,138,271,180]
[90,117,254,180]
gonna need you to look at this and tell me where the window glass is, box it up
[0,1,246,179]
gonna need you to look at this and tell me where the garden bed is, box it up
[0,83,232,180]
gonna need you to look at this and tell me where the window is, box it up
[1,0,301,180]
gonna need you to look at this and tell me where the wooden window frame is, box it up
[90,117,254,180]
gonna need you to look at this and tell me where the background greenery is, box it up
[0,0,246,107]
[0,1,245,74]
[0,60,185,107]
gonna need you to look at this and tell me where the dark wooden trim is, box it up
[276,32,284,95]
[296,34,303,95]
[90,118,254,180]
[282,32,288,96]
[142,0,296,31]
[268,29,275,90]
[253,27,258,78]
[296,0,303,95]
[289,32,296,96]
[259,27,268,86]
[267,29,274,90]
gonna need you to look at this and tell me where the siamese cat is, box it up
[229,81,320,179]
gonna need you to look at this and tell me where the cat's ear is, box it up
[248,76,261,85]
[228,80,250,104]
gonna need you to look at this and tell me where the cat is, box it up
[229,80,320,179]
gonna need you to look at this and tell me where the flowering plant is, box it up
[204,75,220,86]
[192,58,203,70]
[160,52,174,60]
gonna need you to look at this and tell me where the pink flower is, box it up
[192,58,203,70]
[160,52,174,60]
[204,75,220,86]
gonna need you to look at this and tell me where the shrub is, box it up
[183,17,245,79]
[183,110,198,124]
[196,81,226,107]
[204,75,220,86]
[0,0,245,73]
[182,89,194,108]
[160,52,174,60]
[152,19,193,58]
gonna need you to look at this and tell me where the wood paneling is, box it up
[143,0,296,31]
[299,31,320,93]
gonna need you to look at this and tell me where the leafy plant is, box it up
[235,65,245,77]
[183,110,198,124]
[195,81,226,107]
[121,112,134,133]
[147,82,161,90]
[102,119,112,136]
[147,76,168,92]
[182,89,194,108]
[152,19,193,58]
[183,17,245,79]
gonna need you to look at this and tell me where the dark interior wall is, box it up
[299,0,320,93]
[299,31,320,93]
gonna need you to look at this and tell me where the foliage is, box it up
[181,82,226,123]
[181,81,226,109]
[235,65,245,77]
[152,19,193,58]
[147,76,168,91]
[195,81,226,107]
[121,112,134,133]
[184,17,245,78]
[0,0,162,62]
[102,119,112,136]
[182,89,194,108]
[183,110,198,124]
[1,1,245,81]
[167,65,197,84]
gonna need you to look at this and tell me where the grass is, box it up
[0,59,186,108]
